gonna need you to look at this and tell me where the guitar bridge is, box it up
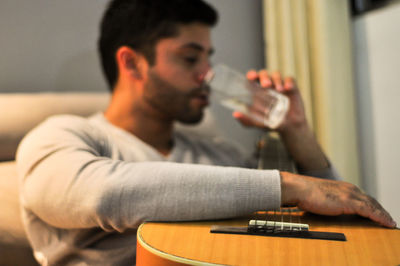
[210,220,346,241]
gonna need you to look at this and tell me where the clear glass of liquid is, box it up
[204,64,290,129]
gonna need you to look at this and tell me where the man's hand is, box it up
[280,171,397,228]
[233,70,307,132]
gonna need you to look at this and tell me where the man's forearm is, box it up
[279,123,329,172]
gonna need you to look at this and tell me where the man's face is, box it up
[142,23,213,124]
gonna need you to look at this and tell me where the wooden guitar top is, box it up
[137,213,400,266]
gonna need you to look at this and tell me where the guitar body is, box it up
[137,213,400,266]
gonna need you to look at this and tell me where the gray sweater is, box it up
[16,113,283,265]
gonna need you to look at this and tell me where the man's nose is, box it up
[195,64,212,85]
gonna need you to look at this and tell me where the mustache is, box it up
[188,85,210,97]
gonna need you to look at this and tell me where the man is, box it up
[16,0,395,265]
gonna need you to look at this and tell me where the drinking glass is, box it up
[205,64,289,129]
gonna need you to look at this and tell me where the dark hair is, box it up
[98,0,218,90]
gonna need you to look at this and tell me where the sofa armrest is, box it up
[0,92,109,161]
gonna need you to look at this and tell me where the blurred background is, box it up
[0,0,399,223]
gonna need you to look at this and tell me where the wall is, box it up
[0,0,109,92]
[206,0,265,151]
[353,1,400,223]
[0,0,265,154]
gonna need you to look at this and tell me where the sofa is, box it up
[0,92,109,265]
[0,91,239,265]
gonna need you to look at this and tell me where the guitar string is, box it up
[298,208,302,231]
[273,210,276,233]
[256,135,269,233]
[255,135,303,233]
[255,208,304,233]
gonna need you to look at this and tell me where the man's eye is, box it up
[184,57,198,64]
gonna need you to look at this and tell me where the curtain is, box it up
[262,0,360,185]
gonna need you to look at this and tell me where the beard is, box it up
[143,69,209,124]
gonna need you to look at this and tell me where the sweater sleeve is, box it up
[16,116,281,232]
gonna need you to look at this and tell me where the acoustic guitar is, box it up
[136,210,400,265]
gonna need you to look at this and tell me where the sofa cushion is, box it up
[0,92,110,161]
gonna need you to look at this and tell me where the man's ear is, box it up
[116,46,145,80]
